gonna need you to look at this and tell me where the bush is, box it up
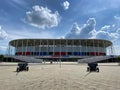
[0,55,4,62]
[117,56,120,61]
[117,56,120,66]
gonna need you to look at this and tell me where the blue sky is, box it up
[0,0,120,54]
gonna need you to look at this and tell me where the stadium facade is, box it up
[8,39,113,61]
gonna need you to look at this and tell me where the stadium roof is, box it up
[9,39,112,47]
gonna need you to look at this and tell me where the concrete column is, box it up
[33,40,35,56]
[72,40,74,56]
[22,40,23,55]
[98,40,99,56]
[86,39,87,56]
[16,40,19,56]
[79,40,81,56]
[25,39,28,56]
[39,39,41,56]
[53,40,55,56]
[93,39,96,56]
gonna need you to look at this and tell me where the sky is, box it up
[0,0,120,55]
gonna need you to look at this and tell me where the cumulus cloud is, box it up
[62,1,70,10]
[24,5,60,29]
[112,24,115,27]
[0,26,8,40]
[79,18,96,39]
[64,18,120,41]
[65,23,80,38]
[65,18,96,39]
[95,31,111,40]
[100,25,110,31]
[114,16,120,21]
[95,25,120,41]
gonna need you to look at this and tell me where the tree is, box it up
[0,55,4,62]
[117,56,120,66]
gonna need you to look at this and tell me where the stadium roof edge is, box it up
[9,39,112,47]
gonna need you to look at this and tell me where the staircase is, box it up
[78,56,114,63]
[11,56,43,63]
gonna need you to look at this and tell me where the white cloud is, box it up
[95,25,119,41]
[116,28,120,33]
[65,18,96,39]
[112,24,115,27]
[0,26,8,40]
[95,31,111,40]
[64,18,120,41]
[65,23,80,38]
[62,1,70,10]
[79,18,96,39]
[100,25,110,31]
[24,5,60,29]
[114,16,120,21]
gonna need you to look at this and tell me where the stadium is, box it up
[6,39,114,62]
